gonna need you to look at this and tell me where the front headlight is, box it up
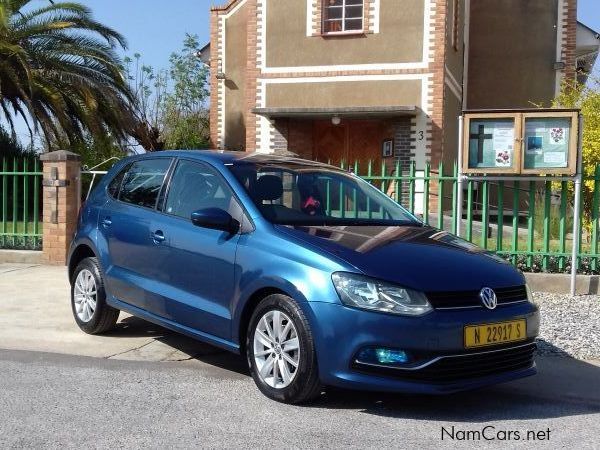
[331,272,432,316]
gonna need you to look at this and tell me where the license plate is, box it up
[464,319,527,348]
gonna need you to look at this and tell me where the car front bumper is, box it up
[305,300,540,394]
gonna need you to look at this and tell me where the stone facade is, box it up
[209,0,578,172]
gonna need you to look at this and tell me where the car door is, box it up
[145,159,243,340]
[99,158,173,311]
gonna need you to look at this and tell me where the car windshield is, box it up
[228,161,420,226]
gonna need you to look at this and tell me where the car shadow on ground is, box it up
[106,316,599,421]
[105,315,250,376]
[313,342,600,421]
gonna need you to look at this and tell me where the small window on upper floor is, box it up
[323,0,364,34]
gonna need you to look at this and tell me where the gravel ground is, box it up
[534,292,600,360]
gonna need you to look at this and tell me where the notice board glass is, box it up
[462,110,579,175]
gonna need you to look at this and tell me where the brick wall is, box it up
[561,0,578,84]
[312,0,321,36]
[271,120,288,153]
[388,118,414,203]
[209,11,221,148]
[393,118,413,169]
[270,119,314,159]
[40,151,81,266]
[428,0,447,168]
[245,0,259,152]
[288,121,315,159]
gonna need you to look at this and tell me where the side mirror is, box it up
[191,208,240,234]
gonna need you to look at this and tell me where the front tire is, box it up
[247,294,322,404]
[71,257,119,334]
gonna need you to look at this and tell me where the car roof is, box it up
[129,150,340,169]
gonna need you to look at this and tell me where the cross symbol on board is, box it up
[470,124,493,162]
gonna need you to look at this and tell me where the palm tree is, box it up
[0,0,137,147]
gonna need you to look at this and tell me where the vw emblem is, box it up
[479,287,497,310]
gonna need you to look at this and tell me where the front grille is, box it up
[426,285,528,309]
[353,342,536,384]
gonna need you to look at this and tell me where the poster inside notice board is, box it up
[524,117,571,169]
[468,118,516,170]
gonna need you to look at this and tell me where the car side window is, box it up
[107,163,130,199]
[118,159,171,209]
[164,160,237,220]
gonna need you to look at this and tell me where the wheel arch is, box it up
[68,243,98,283]
[237,287,290,355]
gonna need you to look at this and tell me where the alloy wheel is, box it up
[73,269,97,323]
[253,310,300,389]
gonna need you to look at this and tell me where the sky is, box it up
[578,0,600,32]
[4,0,600,146]
[578,0,600,79]
[78,0,211,72]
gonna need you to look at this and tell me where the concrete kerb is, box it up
[0,250,43,265]
[524,272,600,295]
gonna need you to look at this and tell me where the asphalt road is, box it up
[1,349,599,449]
[1,264,599,448]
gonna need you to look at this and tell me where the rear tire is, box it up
[71,257,119,334]
[247,294,322,404]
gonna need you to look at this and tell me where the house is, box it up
[205,0,595,174]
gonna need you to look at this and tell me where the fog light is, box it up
[356,347,409,365]
[376,348,408,364]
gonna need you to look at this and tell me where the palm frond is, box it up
[0,0,137,148]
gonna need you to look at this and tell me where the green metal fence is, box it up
[336,160,600,273]
[0,156,43,250]
[1,154,599,271]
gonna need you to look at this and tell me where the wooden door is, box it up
[313,119,385,169]
[313,120,347,165]
[348,120,384,171]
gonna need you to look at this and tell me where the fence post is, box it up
[40,150,81,265]
[570,114,584,295]
[455,115,464,237]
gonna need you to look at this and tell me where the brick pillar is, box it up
[209,8,221,149]
[245,0,259,153]
[40,150,81,265]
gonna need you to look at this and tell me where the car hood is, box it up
[276,224,525,292]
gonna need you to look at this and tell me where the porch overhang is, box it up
[252,105,418,119]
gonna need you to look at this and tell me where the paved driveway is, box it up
[0,264,599,448]
[0,263,229,362]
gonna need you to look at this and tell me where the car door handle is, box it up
[151,230,165,243]
[101,217,112,228]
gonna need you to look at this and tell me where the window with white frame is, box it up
[322,0,364,34]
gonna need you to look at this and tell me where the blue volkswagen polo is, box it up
[68,151,539,403]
